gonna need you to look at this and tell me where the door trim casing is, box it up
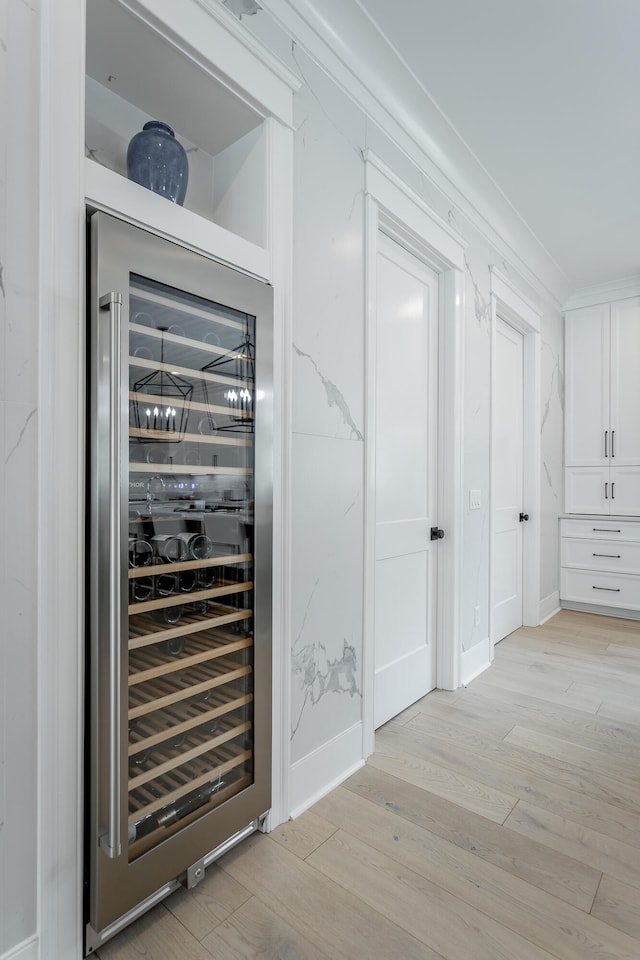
[363,152,467,758]
[489,267,542,649]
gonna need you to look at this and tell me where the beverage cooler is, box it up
[85,212,273,953]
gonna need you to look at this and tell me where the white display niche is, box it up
[84,0,296,274]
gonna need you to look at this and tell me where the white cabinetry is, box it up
[562,295,640,617]
[560,518,640,618]
[564,298,640,515]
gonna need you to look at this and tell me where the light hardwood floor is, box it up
[97,610,640,959]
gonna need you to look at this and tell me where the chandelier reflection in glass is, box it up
[200,313,255,434]
[132,327,193,442]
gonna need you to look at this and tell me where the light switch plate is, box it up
[469,489,481,510]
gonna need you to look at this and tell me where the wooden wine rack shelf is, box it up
[128,553,253,580]
[128,689,253,756]
[129,633,252,686]
[128,608,253,650]
[128,578,252,617]
[128,742,252,824]
[129,716,252,790]
[128,660,252,720]
[130,461,250,477]
[129,427,252,447]
[129,354,253,393]
[128,391,251,419]
[131,288,246,334]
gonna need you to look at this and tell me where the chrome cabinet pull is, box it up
[593,553,621,558]
[593,528,621,533]
[99,291,123,860]
[605,482,608,499]
[605,430,608,458]
[592,585,621,592]
[612,482,615,500]
[612,430,615,458]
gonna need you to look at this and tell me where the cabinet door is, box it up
[565,466,610,514]
[564,305,609,466]
[610,298,640,465]
[610,466,640,516]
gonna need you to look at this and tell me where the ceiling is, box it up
[356,0,640,292]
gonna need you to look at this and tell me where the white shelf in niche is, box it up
[85,0,270,255]
[85,158,270,281]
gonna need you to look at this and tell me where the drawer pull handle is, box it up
[593,528,621,533]
[593,553,621,558]
[592,585,621,592]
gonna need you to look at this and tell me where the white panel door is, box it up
[374,234,438,728]
[610,297,640,466]
[564,305,609,467]
[492,318,524,643]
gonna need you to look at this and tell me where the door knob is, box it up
[430,527,445,541]
[519,513,529,522]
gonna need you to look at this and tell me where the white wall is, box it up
[244,11,565,764]
[0,0,40,956]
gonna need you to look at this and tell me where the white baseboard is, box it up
[289,722,364,820]
[539,590,560,625]
[1,936,38,960]
[460,637,491,686]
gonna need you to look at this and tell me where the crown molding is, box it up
[564,275,640,311]
[259,0,571,310]
[195,0,301,92]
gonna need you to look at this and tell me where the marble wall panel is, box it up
[290,432,363,763]
[1,0,40,952]
[291,53,366,442]
[1,401,38,952]
[540,314,564,601]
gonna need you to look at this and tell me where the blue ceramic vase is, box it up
[126,121,189,206]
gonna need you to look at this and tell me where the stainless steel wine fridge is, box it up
[85,212,273,953]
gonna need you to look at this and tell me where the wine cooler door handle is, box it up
[100,291,123,859]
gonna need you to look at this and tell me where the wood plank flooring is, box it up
[97,610,640,959]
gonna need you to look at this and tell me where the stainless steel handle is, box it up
[605,430,608,458]
[611,430,615,458]
[593,553,621,558]
[605,482,608,499]
[611,482,615,500]
[100,291,123,859]
[593,527,621,532]
[592,585,621,592]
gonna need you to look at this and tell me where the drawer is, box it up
[560,518,640,542]
[560,567,640,610]
[561,538,640,575]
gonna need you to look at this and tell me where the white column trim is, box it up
[363,155,465,757]
[38,2,86,959]
[264,118,293,830]
[489,267,542,650]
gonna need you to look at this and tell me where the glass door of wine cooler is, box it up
[86,212,272,950]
